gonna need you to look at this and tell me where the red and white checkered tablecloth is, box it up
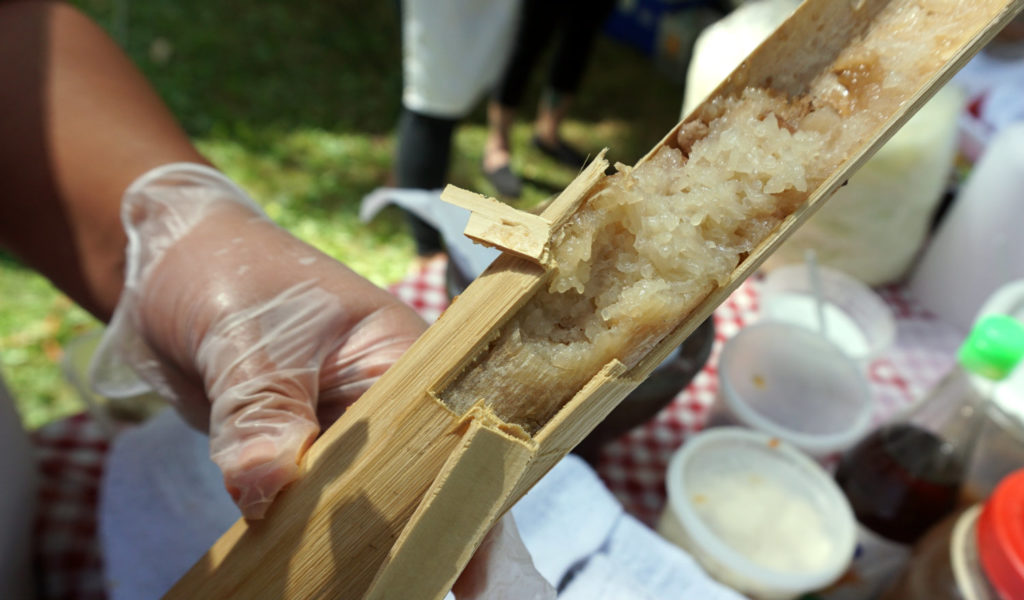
[32,414,115,599]
[31,256,964,598]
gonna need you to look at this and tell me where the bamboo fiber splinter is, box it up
[167,1,1024,598]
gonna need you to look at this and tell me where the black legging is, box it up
[394,108,457,256]
[492,0,616,109]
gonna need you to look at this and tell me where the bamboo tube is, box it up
[167,1,1024,598]
[440,185,553,264]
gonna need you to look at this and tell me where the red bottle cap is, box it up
[978,469,1024,599]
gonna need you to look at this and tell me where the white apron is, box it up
[402,0,521,118]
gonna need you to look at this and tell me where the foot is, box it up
[482,145,522,198]
[482,163,523,198]
[482,112,522,197]
[531,135,588,169]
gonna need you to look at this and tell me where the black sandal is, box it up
[532,135,588,169]
[482,163,523,198]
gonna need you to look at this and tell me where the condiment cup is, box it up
[760,263,895,364]
[658,428,856,600]
[710,321,874,459]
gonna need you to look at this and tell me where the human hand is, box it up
[453,514,557,600]
[90,163,427,519]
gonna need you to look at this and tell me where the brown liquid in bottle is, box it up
[835,423,964,545]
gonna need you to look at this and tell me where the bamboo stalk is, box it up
[440,185,552,264]
[166,1,1024,598]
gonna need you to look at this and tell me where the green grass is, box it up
[0,0,683,429]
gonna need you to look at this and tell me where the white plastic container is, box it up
[909,123,1024,332]
[710,322,874,458]
[685,0,963,286]
[658,428,857,600]
[760,264,895,363]
[63,329,164,432]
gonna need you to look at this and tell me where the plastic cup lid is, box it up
[959,315,1024,380]
[978,469,1024,598]
[665,428,856,596]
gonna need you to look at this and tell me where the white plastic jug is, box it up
[908,123,1024,332]
[685,0,964,286]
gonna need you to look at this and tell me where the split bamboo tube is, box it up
[167,0,1024,598]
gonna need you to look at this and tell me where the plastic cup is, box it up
[710,321,874,459]
[61,330,165,429]
[657,428,856,600]
[760,264,895,363]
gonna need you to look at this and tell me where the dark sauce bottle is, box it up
[815,315,1024,600]
[835,422,963,545]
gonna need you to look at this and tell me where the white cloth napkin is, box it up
[360,187,500,281]
[513,453,746,600]
[100,409,744,599]
[99,409,238,599]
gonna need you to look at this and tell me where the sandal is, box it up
[532,135,588,169]
[482,163,523,198]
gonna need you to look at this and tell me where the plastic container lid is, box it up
[959,315,1024,380]
[663,428,856,599]
[716,322,874,457]
[978,469,1024,599]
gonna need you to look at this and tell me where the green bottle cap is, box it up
[958,315,1024,381]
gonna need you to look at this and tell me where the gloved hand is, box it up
[90,163,427,519]
[91,163,558,599]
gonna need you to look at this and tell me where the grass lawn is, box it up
[0,0,685,428]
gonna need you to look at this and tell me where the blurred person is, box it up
[0,1,552,598]
[482,0,617,198]
[393,0,521,263]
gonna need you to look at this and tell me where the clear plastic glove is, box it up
[453,514,557,600]
[91,164,558,598]
[90,163,427,519]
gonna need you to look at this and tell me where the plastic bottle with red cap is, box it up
[881,468,1024,599]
